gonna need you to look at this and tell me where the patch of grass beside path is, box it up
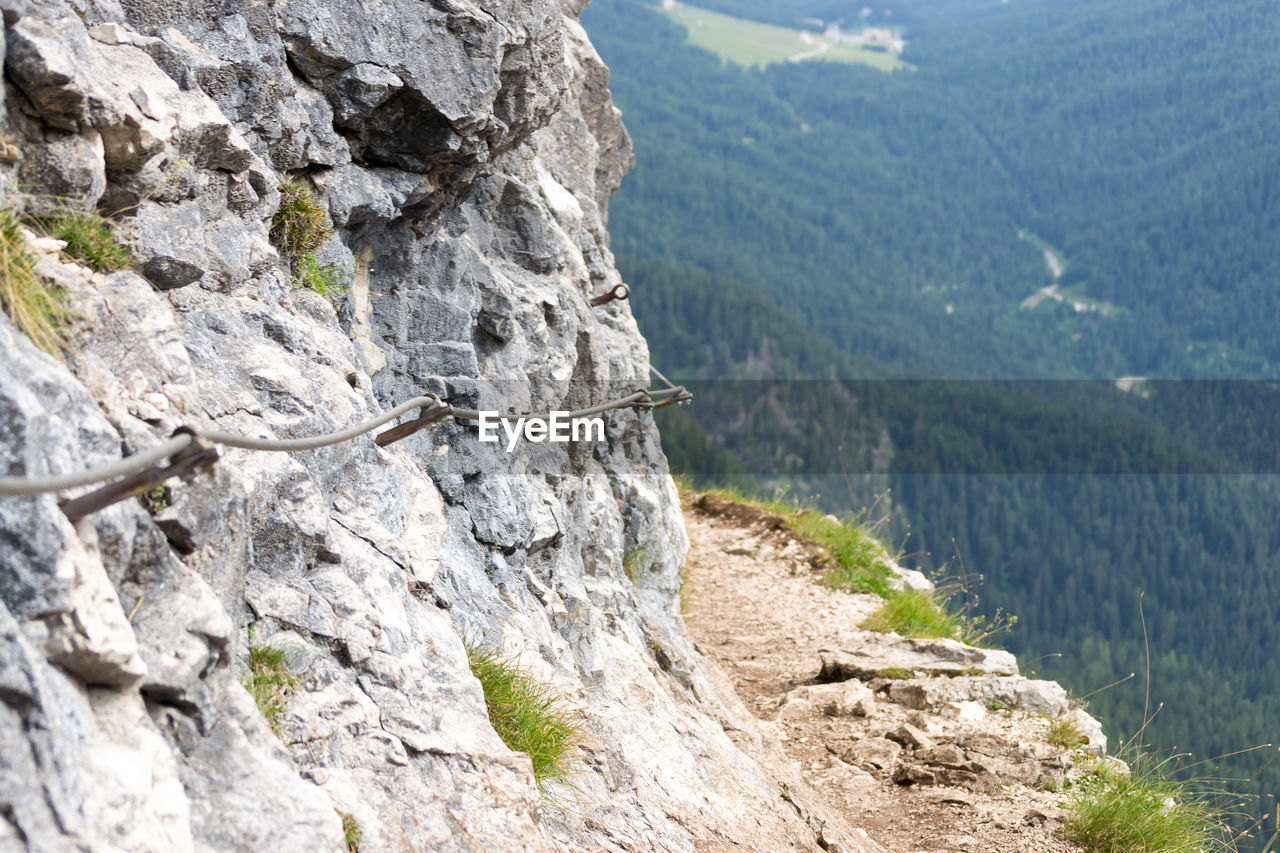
[861,585,1016,648]
[680,481,1014,647]
[1064,753,1238,853]
[862,587,961,639]
[683,482,894,595]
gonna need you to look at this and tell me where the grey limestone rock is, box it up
[786,679,876,718]
[0,310,121,624]
[888,675,1071,716]
[839,736,902,772]
[819,637,1020,682]
[16,128,106,205]
[893,731,1073,794]
[883,557,935,593]
[328,63,403,123]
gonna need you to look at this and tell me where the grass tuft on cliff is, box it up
[294,253,346,300]
[27,206,132,273]
[465,643,583,791]
[244,644,296,737]
[270,182,347,301]
[0,209,72,356]
[271,182,332,257]
[1064,754,1236,853]
[623,545,651,581]
[1047,714,1084,751]
[339,812,361,852]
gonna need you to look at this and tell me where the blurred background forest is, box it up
[581,0,1280,843]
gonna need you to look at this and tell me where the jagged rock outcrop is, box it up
[0,1,870,851]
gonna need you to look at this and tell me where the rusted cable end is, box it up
[652,387,693,409]
[59,429,220,524]
[375,401,451,447]
[589,283,630,307]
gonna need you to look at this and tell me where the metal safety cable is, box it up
[0,382,690,498]
[201,395,444,452]
[0,436,193,497]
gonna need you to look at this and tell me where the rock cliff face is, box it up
[0,1,887,851]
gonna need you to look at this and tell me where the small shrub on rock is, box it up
[270,183,348,301]
[339,812,361,852]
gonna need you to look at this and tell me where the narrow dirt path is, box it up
[682,494,1085,853]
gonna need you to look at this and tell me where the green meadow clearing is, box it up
[660,2,908,71]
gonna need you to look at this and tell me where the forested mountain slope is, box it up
[589,0,1280,379]
[583,0,1280,843]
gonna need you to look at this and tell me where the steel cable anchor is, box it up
[653,388,693,409]
[59,427,221,524]
[375,396,452,447]
[589,283,630,307]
